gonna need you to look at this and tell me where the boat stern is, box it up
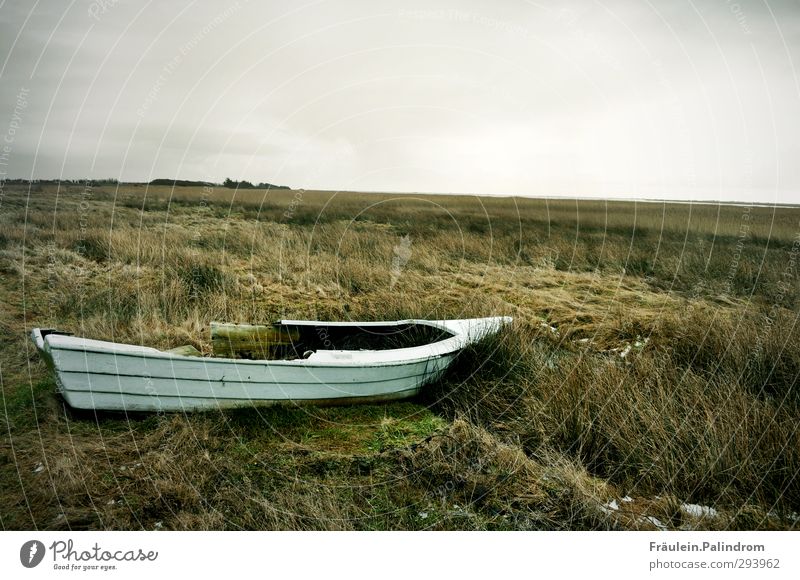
[30,328,65,372]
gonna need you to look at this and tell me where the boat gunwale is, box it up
[45,343,457,369]
[39,317,509,368]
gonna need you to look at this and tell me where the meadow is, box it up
[1,182,799,530]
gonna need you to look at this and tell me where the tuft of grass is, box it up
[178,262,229,299]
[72,234,110,262]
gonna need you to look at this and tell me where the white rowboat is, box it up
[31,317,511,412]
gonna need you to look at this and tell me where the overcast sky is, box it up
[1,0,799,202]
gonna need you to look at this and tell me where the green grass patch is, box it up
[1,379,54,431]
[366,409,447,453]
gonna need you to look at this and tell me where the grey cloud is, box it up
[0,0,799,202]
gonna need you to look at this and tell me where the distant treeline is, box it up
[2,178,291,189]
[221,178,290,190]
[149,179,214,187]
[152,178,290,189]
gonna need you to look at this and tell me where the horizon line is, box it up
[5,178,799,208]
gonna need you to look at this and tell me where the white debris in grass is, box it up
[621,496,633,503]
[609,337,649,358]
[681,503,718,518]
[540,322,558,334]
[600,499,620,514]
[641,515,667,530]
[33,462,44,473]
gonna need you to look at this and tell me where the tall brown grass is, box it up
[1,183,798,530]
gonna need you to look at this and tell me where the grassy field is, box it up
[1,182,799,530]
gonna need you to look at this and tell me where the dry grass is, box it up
[1,183,799,530]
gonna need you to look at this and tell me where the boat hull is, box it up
[50,349,455,412]
[31,317,510,412]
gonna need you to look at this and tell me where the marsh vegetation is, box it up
[1,183,798,530]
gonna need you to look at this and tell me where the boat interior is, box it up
[34,323,456,361]
[210,322,455,360]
